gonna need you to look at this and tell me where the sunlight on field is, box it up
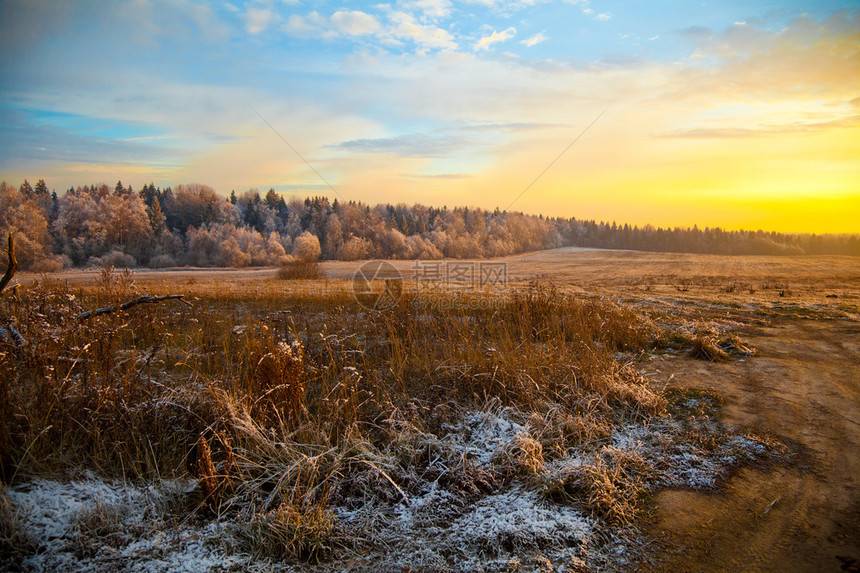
[5,251,824,571]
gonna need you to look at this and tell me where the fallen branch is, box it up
[0,234,17,295]
[0,323,26,348]
[76,294,192,320]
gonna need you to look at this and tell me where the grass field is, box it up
[1,249,858,572]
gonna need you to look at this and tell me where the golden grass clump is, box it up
[277,261,325,280]
[526,404,614,460]
[243,500,339,562]
[542,446,656,526]
[687,334,731,361]
[660,322,756,362]
[493,432,545,479]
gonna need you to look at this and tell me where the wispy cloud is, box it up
[336,132,464,157]
[520,32,547,47]
[331,10,382,36]
[0,107,188,168]
[661,116,860,139]
[474,27,517,51]
[405,172,473,179]
[386,10,458,49]
[284,11,338,39]
[246,7,279,35]
[283,7,456,49]
[398,0,453,21]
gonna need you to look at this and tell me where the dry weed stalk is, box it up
[196,435,218,501]
[253,340,305,425]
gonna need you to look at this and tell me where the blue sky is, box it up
[1,0,858,231]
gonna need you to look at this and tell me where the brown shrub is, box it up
[277,261,324,280]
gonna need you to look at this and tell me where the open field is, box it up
[2,249,859,572]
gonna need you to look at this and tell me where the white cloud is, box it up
[331,10,382,36]
[398,0,452,21]
[387,10,457,49]
[474,26,516,51]
[465,0,541,10]
[594,12,611,21]
[246,7,278,35]
[283,7,455,49]
[94,0,231,45]
[284,11,336,39]
[520,31,547,47]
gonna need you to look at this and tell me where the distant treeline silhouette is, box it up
[1,179,857,271]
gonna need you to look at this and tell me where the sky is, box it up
[0,0,858,234]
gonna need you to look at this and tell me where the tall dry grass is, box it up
[1,271,675,558]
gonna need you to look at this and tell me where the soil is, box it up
[639,317,860,573]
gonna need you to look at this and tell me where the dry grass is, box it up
[686,335,732,361]
[0,267,740,564]
[242,499,341,562]
[277,261,325,280]
[0,482,35,565]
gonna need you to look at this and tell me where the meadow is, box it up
[1,249,858,572]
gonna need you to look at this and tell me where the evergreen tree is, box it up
[34,179,49,197]
[19,180,33,199]
[147,198,167,235]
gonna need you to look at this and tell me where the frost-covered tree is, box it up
[291,231,321,262]
[0,181,60,270]
[166,184,224,233]
[337,236,372,261]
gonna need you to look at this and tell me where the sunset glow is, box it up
[1,0,857,233]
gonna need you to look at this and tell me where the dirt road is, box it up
[641,317,860,572]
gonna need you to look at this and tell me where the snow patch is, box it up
[449,487,594,554]
[5,477,252,572]
[448,408,525,466]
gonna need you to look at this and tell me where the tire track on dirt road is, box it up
[641,317,860,573]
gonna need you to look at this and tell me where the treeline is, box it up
[562,220,860,257]
[0,179,857,270]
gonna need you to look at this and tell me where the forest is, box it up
[2,179,858,271]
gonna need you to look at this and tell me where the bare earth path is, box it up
[640,317,860,572]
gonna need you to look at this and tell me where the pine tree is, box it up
[148,198,167,235]
[264,188,279,209]
[34,179,49,197]
[19,180,33,199]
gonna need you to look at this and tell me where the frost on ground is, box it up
[1,399,784,573]
[2,477,252,573]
